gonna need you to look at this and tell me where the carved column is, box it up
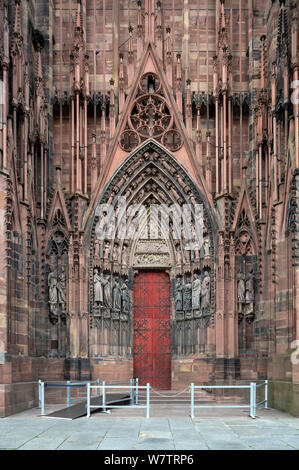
[216,232,225,356]
[91,132,97,194]
[227,234,237,357]
[127,25,134,90]
[165,27,173,88]
[185,79,192,138]
[137,1,143,62]
[119,54,125,116]
[176,54,183,114]
[206,131,212,193]
[156,1,163,60]
[109,79,116,139]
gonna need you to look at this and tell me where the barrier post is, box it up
[190,383,195,419]
[136,378,139,405]
[97,378,100,398]
[87,382,91,418]
[146,383,150,419]
[67,380,71,407]
[249,382,256,418]
[265,380,268,409]
[41,381,45,416]
[130,379,134,405]
[38,380,42,409]
[253,382,256,417]
[103,380,106,413]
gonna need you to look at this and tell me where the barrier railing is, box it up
[103,379,136,407]
[256,380,268,410]
[87,381,150,418]
[38,379,100,416]
[190,381,269,419]
[67,379,100,408]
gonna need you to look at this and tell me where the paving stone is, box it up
[98,438,138,450]
[171,429,201,441]
[18,437,64,450]
[239,437,296,450]
[1,410,299,451]
[175,443,209,450]
[280,437,299,449]
[138,430,172,440]
[206,441,252,450]
[105,427,140,438]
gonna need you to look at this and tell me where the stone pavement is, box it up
[0,406,298,450]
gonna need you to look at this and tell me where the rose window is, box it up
[129,95,172,138]
[120,72,183,152]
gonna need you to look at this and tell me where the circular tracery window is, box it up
[120,130,140,152]
[120,72,183,152]
[129,94,172,139]
[139,72,161,94]
[162,130,183,151]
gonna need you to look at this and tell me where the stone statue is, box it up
[104,240,111,260]
[237,269,245,302]
[175,243,182,266]
[48,267,58,305]
[175,278,183,311]
[183,277,192,311]
[183,238,191,263]
[201,270,211,311]
[94,269,103,304]
[192,273,201,310]
[121,280,130,313]
[113,242,119,263]
[103,275,112,308]
[94,240,100,258]
[203,234,210,257]
[57,266,66,305]
[48,266,59,322]
[245,269,255,303]
[113,279,122,310]
[191,223,200,260]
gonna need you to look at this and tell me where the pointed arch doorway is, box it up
[133,271,171,390]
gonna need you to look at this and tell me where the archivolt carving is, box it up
[87,141,217,356]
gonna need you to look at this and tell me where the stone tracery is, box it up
[120,72,183,153]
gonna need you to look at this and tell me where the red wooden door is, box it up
[133,271,171,389]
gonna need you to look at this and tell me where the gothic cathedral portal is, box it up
[0,0,299,416]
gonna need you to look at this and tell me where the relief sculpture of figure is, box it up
[201,270,210,311]
[203,234,210,257]
[48,267,58,305]
[121,280,130,313]
[113,279,122,310]
[192,273,201,310]
[183,277,192,311]
[48,266,58,321]
[103,275,112,308]
[237,269,245,303]
[175,278,183,311]
[93,269,103,304]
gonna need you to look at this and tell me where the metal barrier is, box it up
[66,379,100,408]
[38,379,100,416]
[256,380,268,410]
[87,381,150,419]
[190,381,269,420]
[103,379,136,407]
